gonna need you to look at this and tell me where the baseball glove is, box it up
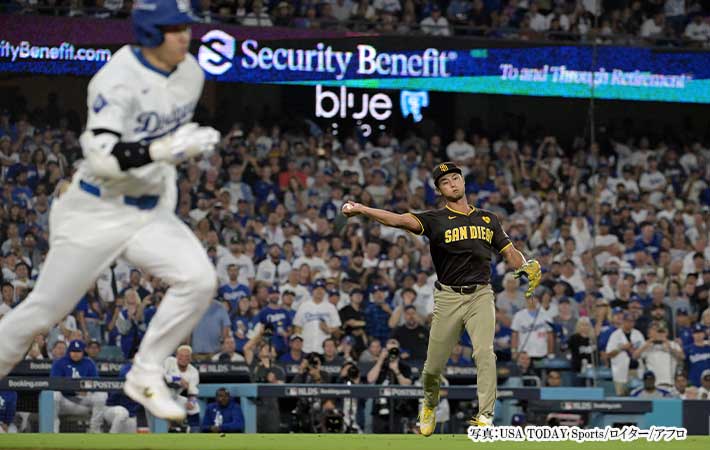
[514,259,541,298]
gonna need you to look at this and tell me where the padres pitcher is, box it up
[342,162,541,435]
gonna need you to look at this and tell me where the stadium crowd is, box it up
[1,0,710,46]
[1,97,710,432]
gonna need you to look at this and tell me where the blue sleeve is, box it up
[119,364,131,378]
[220,309,231,329]
[221,402,244,433]
[50,360,64,377]
[201,405,215,432]
[254,311,266,326]
[86,360,99,378]
[75,296,89,314]
[0,392,17,424]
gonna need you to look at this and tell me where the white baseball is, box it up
[342,203,353,213]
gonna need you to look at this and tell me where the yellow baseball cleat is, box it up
[468,415,494,427]
[418,405,436,437]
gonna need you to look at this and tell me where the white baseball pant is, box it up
[175,395,201,416]
[103,405,137,433]
[0,423,18,433]
[0,179,217,377]
[53,391,107,433]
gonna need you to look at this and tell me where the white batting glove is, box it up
[149,122,221,163]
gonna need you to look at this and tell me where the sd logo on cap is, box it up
[432,162,462,187]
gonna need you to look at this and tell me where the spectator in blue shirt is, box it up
[192,299,232,356]
[252,287,292,355]
[253,166,279,205]
[447,343,473,367]
[365,285,394,345]
[232,297,253,353]
[687,324,710,387]
[119,270,150,300]
[201,388,244,433]
[674,308,693,351]
[115,290,146,359]
[599,307,624,363]
[50,340,106,433]
[494,318,513,362]
[278,334,305,364]
[219,265,250,311]
[632,223,662,261]
[0,390,17,433]
[10,170,33,209]
[75,293,104,343]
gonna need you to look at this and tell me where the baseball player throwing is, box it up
[0,0,219,420]
[342,162,541,435]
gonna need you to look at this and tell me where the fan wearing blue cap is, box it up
[597,306,624,358]
[252,285,292,355]
[50,340,107,432]
[686,323,710,387]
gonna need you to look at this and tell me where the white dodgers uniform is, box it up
[0,45,217,379]
[163,356,200,417]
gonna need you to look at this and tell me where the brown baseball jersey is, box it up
[409,205,512,286]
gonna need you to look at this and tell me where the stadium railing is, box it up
[1,377,700,433]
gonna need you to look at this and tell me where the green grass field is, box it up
[0,434,707,450]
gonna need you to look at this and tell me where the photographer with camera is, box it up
[290,352,329,432]
[337,361,363,433]
[636,322,684,388]
[293,352,329,384]
[366,338,413,433]
[244,338,286,433]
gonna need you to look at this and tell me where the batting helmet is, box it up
[132,0,197,48]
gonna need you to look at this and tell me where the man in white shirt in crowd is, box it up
[216,238,255,287]
[446,129,475,164]
[639,157,667,204]
[637,322,684,388]
[640,12,665,38]
[606,312,646,396]
[528,2,548,31]
[420,5,450,36]
[685,15,710,42]
[255,244,291,285]
[698,370,710,400]
[279,269,311,310]
[292,240,327,277]
[293,279,342,354]
[511,287,554,361]
[330,0,353,21]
